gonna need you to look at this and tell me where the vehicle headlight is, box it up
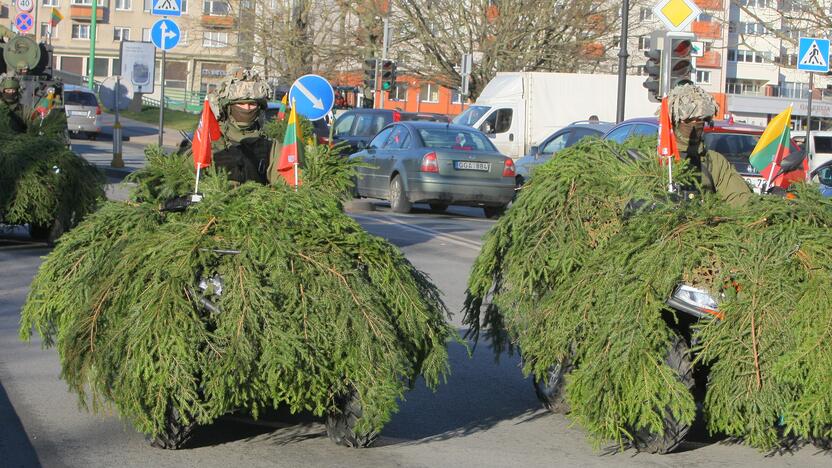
[669,284,723,320]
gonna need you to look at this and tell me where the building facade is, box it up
[2,0,242,100]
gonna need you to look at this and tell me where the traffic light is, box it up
[643,48,662,103]
[380,60,397,91]
[363,58,377,89]
[667,34,694,90]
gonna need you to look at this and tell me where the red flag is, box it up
[658,97,679,163]
[192,98,221,170]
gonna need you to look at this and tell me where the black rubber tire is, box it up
[633,336,694,454]
[86,132,98,141]
[429,203,448,212]
[149,405,196,450]
[533,357,573,413]
[389,175,411,213]
[483,205,506,219]
[326,390,379,448]
[29,219,64,245]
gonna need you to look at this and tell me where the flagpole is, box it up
[293,162,299,191]
[195,166,201,194]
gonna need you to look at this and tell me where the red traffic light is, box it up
[672,40,692,57]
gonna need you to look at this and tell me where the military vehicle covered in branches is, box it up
[0,30,103,243]
[464,136,832,453]
[19,72,454,450]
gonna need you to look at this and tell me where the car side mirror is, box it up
[529,146,539,159]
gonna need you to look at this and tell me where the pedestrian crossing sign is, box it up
[797,37,830,73]
[152,0,181,16]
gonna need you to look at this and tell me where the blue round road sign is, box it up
[15,13,34,33]
[151,18,181,51]
[288,74,334,122]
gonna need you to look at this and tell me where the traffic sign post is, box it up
[797,37,830,159]
[288,74,335,121]
[151,18,180,145]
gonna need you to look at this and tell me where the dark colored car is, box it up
[813,159,832,197]
[349,121,516,217]
[332,109,451,154]
[603,117,773,192]
[515,121,614,184]
[265,102,330,144]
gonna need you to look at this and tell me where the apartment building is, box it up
[3,0,242,98]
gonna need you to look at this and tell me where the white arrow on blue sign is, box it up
[151,18,180,51]
[152,0,181,16]
[797,37,830,73]
[288,74,335,122]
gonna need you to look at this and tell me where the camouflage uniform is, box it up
[205,70,280,185]
[0,74,28,134]
[668,84,752,207]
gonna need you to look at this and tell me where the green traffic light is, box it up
[383,82,391,90]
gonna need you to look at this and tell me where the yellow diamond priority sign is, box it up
[652,0,702,32]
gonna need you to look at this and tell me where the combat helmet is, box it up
[208,68,271,121]
[1,73,21,90]
[667,83,717,124]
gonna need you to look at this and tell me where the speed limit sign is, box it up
[16,0,34,12]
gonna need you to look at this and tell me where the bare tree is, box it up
[392,0,622,100]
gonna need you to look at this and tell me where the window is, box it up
[203,0,229,15]
[353,115,387,138]
[180,30,188,46]
[638,7,653,21]
[480,108,513,134]
[142,28,151,41]
[72,23,91,40]
[203,31,228,48]
[143,0,152,11]
[451,88,462,104]
[739,22,767,35]
[696,70,711,84]
[612,35,620,48]
[334,114,355,137]
[419,83,439,103]
[113,27,130,41]
[390,83,407,101]
[42,0,59,6]
[60,56,84,75]
[740,0,771,6]
[605,125,634,144]
[368,127,394,149]
[540,132,570,156]
[638,36,650,51]
[40,23,57,39]
[181,0,188,12]
[417,128,495,151]
[71,0,92,5]
[384,125,411,149]
[728,48,771,63]
[115,0,131,9]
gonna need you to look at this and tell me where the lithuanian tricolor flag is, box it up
[277,93,288,121]
[49,7,64,27]
[749,106,796,187]
[276,104,302,187]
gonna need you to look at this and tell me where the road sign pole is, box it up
[158,32,166,146]
[807,71,814,153]
[88,0,98,90]
[112,75,125,168]
[615,0,629,124]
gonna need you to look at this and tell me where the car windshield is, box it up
[64,91,98,106]
[418,127,496,151]
[704,132,760,174]
[452,105,490,127]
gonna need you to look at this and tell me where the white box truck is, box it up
[453,72,660,158]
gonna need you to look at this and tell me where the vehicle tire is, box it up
[389,175,411,213]
[633,336,694,454]
[149,405,196,450]
[533,357,574,414]
[86,132,98,141]
[483,205,506,219]
[429,203,448,212]
[29,219,64,245]
[326,389,379,448]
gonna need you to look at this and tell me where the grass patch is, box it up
[120,106,198,132]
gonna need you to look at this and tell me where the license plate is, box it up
[454,161,490,171]
[71,111,89,117]
[743,176,766,193]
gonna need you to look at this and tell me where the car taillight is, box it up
[96,106,101,115]
[421,152,439,173]
[393,111,401,122]
[502,158,516,177]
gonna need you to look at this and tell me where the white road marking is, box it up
[351,214,483,252]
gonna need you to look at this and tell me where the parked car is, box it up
[333,109,450,154]
[515,120,613,185]
[790,130,832,180]
[265,101,330,144]
[63,85,101,140]
[349,121,516,218]
[812,159,832,197]
[603,117,783,192]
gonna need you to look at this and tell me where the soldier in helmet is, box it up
[206,69,278,185]
[1,74,28,133]
[668,84,752,207]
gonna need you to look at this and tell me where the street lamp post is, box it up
[616,0,630,124]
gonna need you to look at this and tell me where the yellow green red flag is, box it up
[50,7,64,27]
[749,105,792,173]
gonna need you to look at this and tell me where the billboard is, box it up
[119,41,156,94]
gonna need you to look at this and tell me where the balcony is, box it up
[697,50,721,68]
[692,20,721,39]
[694,0,723,10]
[201,15,234,28]
[70,5,105,22]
